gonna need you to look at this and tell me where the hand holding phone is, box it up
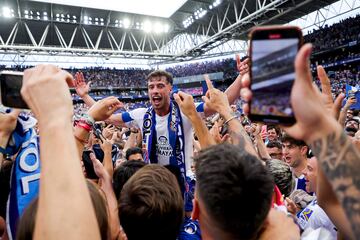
[0,71,28,109]
[249,26,303,125]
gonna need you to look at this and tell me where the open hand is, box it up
[74,72,91,97]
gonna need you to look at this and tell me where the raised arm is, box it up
[202,75,257,156]
[74,97,123,160]
[203,56,249,116]
[74,71,96,107]
[241,44,360,237]
[90,153,121,240]
[21,65,100,240]
[338,96,356,126]
[224,56,249,103]
[174,92,215,149]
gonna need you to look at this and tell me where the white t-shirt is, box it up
[297,199,337,239]
[121,103,204,176]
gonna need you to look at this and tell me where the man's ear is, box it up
[301,146,308,156]
[191,198,200,220]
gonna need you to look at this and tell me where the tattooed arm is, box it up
[241,44,360,237]
[310,128,360,237]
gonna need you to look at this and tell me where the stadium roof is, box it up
[0,0,356,65]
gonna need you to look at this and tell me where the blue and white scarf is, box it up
[142,101,187,193]
[4,114,40,240]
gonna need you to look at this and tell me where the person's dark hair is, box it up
[266,140,282,149]
[194,144,274,240]
[113,160,146,200]
[266,159,294,197]
[17,180,109,240]
[147,70,173,85]
[280,133,307,147]
[119,165,184,240]
[267,125,281,135]
[125,147,143,161]
[345,118,360,127]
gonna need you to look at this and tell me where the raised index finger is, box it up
[317,65,331,96]
[204,74,214,90]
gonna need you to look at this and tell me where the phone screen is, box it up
[250,28,301,124]
[0,72,28,109]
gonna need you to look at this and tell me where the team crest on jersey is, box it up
[301,208,313,221]
[143,118,152,129]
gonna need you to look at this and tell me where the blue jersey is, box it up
[178,217,201,240]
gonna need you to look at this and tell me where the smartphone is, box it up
[0,71,28,109]
[249,26,303,125]
[93,123,104,143]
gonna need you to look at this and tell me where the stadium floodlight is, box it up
[67,14,70,18]
[209,5,213,9]
[43,12,47,16]
[67,18,70,22]
[61,14,64,18]
[142,20,152,32]
[100,18,104,22]
[89,17,92,21]
[25,14,29,18]
[37,11,40,15]
[154,22,163,33]
[30,11,33,15]
[56,13,60,17]
[95,17,98,21]
[24,10,29,14]
[73,15,76,19]
[44,16,48,20]
[84,15,88,20]
[100,22,104,25]
[115,19,118,23]
[163,24,169,33]
[37,16,40,20]
[73,19,76,23]
[56,17,60,21]
[123,18,130,28]
[84,20,89,24]
[2,7,12,18]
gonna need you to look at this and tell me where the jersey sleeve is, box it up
[121,108,147,128]
[195,102,204,113]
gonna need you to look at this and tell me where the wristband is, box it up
[80,113,95,127]
[224,115,237,125]
[77,121,92,132]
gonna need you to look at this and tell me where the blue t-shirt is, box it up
[178,217,202,240]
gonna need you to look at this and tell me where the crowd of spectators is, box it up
[304,14,360,52]
[313,68,360,96]
[1,12,360,240]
